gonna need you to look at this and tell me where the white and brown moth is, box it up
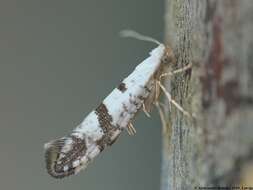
[44,31,191,179]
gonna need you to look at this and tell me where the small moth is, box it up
[44,31,190,179]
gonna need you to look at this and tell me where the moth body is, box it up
[45,44,169,178]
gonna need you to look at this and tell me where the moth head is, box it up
[44,136,88,179]
[162,46,176,65]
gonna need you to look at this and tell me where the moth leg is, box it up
[155,80,171,111]
[154,78,161,103]
[155,102,167,133]
[157,81,193,118]
[127,122,136,136]
[159,62,192,80]
[142,103,151,118]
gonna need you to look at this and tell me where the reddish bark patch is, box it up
[220,79,240,115]
[201,16,224,108]
[201,16,239,115]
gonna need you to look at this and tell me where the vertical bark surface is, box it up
[162,1,253,189]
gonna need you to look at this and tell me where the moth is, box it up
[44,31,192,179]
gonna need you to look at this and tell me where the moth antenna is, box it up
[119,30,161,45]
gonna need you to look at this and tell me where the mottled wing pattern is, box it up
[44,44,166,178]
[45,136,87,178]
[44,107,121,178]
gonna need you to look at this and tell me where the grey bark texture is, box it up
[162,0,253,189]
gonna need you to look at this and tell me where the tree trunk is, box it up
[162,1,253,189]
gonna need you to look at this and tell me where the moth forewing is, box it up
[44,44,172,179]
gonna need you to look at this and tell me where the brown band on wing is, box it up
[95,103,113,133]
[95,104,122,150]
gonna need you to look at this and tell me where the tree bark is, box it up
[162,1,253,189]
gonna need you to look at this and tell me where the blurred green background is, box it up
[0,0,164,189]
